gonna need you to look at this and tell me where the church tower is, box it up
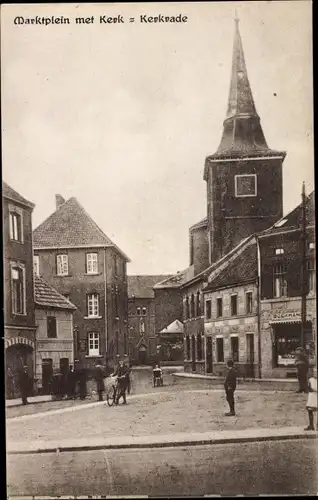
[204,18,286,265]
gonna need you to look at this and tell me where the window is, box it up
[197,333,203,360]
[139,318,145,334]
[88,332,100,356]
[47,317,57,339]
[185,297,190,320]
[231,336,239,362]
[11,265,25,314]
[57,254,68,276]
[216,338,224,362]
[114,286,119,318]
[86,253,98,274]
[33,255,40,276]
[231,295,238,316]
[309,242,315,250]
[87,293,99,317]
[196,291,201,317]
[190,294,195,318]
[245,292,253,314]
[235,174,257,198]
[186,335,190,359]
[137,307,141,316]
[273,264,287,298]
[9,210,22,242]
[216,297,223,318]
[142,307,147,316]
[308,259,316,293]
[275,248,284,255]
[205,299,212,320]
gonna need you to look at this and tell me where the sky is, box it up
[1,1,314,275]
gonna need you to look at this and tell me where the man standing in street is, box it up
[224,359,237,416]
[18,365,30,405]
[114,360,129,405]
[95,364,105,402]
[295,347,309,393]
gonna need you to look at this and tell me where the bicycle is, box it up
[106,376,118,407]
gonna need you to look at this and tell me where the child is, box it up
[304,366,317,431]
[224,359,237,416]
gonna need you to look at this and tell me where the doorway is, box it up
[246,333,255,378]
[42,358,53,394]
[206,337,213,373]
[191,335,196,371]
[138,346,147,365]
[60,358,69,376]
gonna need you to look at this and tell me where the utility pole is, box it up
[300,182,307,348]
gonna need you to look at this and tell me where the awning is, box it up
[269,319,301,325]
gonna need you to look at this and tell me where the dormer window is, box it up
[275,248,284,255]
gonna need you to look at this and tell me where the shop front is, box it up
[260,300,316,378]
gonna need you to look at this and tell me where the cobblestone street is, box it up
[6,368,309,444]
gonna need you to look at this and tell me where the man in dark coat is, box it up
[224,360,237,416]
[18,365,30,405]
[295,347,309,393]
[114,361,129,404]
[66,366,76,399]
[95,365,105,401]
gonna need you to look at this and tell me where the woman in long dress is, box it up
[304,367,317,431]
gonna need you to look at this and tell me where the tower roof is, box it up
[209,18,286,161]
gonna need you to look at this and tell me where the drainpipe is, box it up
[103,249,108,365]
[256,236,262,379]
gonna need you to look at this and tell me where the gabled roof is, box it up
[160,319,184,335]
[261,190,315,236]
[33,197,130,261]
[128,275,173,299]
[2,181,35,209]
[203,242,257,292]
[153,266,195,289]
[34,275,77,310]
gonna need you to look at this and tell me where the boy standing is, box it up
[224,360,237,416]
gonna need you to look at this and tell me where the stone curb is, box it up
[7,428,317,455]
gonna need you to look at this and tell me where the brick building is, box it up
[33,195,130,370]
[259,191,316,378]
[127,275,171,365]
[3,182,37,397]
[34,275,76,393]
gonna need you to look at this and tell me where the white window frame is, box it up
[88,332,100,356]
[275,248,284,255]
[8,205,23,243]
[10,262,26,315]
[86,253,98,274]
[235,174,257,198]
[273,264,288,298]
[33,255,40,276]
[57,254,69,276]
[87,293,99,318]
[142,307,147,316]
[309,242,315,250]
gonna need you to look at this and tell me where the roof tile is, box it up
[34,275,77,310]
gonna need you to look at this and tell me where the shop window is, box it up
[273,323,312,367]
[197,333,203,360]
[231,295,238,316]
[216,338,224,362]
[245,292,253,314]
[216,297,223,318]
[230,336,239,362]
[273,264,288,298]
[205,299,212,320]
[47,316,57,338]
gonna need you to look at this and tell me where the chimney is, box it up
[55,194,65,210]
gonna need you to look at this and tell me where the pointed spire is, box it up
[226,15,257,119]
[211,18,285,159]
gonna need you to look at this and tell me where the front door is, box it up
[246,334,255,378]
[191,335,196,371]
[138,346,147,365]
[42,359,53,394]
[206,337,213,373]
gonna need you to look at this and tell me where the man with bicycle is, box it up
[114,360,130,405]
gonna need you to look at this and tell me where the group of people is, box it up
[95,360,131,404]
[223,347,318,431]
